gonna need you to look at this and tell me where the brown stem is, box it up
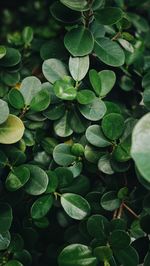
[113,209,118,219]
[123,203,139,219]
[117,203,124,219]
[111,32,121,41]
[19,106,29,119]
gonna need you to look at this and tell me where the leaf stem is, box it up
[123,203,139,219]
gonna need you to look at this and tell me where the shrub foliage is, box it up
[0,0,150,265]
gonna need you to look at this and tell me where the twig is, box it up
[123,203,139,219]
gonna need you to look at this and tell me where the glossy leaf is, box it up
[69,56,89,81]
[0,99,9,125]
[61,193,91,220]
[53,144,76,166]
[42,59,68,84]
[20,76,42,105]
[31,194,53,219]
[79,97,106,121]
[94,7,123,25]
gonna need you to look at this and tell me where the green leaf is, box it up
[144,252,150,266]
[0,231,11,251]
[89,69,101,96]
[42,59,68,84]
[54,79,77,101]
[109,230,130,249]
[54,111,73,137]
[102,113,125,140]
[0,99,9,125]
[0,203,13,233]
[61,193,91,220]
[31,195,53,219]
[69,56,89,81]
[99,70,116,97]
[30,88,51,111]
[77,90,96,105]
[24,165,48,195]
[94,7,123,25]
[8,89,25,110]
[86,125,111,147]
[0,47,21,67]
[101,191,121,211]
[0,45,6,59]
[22,26,33,45]
[114,246,139,266]
[20,76,42,105]
[131,113,150,182]
[79,98,106,121]
[94,246,113,262]
[44,103,65,121]
[98,154,114,175]
[5,260,23,266]
[40,40,67,60]
[0,115,25,144]
[60,0,89,11]
[58,244,97,266]
[87,214,110,241]
[5,166,30,192]
[94,38,125,67]
[53,144,76,166]
[64,26,94,56]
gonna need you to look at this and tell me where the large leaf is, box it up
[61,193,91,220]
[131,113,150,182]
[0,115,25,144]
[64,26,94,56]
[94,37,125,67]
[42,59,68,84]
[58,244,97,266]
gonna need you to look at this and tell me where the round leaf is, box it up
[61,193,91,220]
[8,89,25,110]
[5,166,30,192]
[24,165,48,195]
[20,76,42,105]
[0,45,6,59]
[42,59,68,84]
[64,26,94,56]
[58,244,97,266]
[0,231,11,251]
[78,98,106,121]
[69,56,89,81]
[102,113,125,140]
[77,90,96,105]
[114,246,139,266]
[0,48,21,67]
[94,246,113,262]
[99,70,116,97]
[94,7,123,25]
[54,79,77,100]
[98,155,114,175]
[53,144,76,166]
[109,230,130,249]
[31,195,53,219]
[0,203,13,233]
[0,99,9,125]
[131,113,150,182]
[86,125,112,147]
[30,88,51,111]
[101,191,121,211]
[54,111,73,137]
[87,214,110,241]
[0,115,25,144]
[94,37,125,67]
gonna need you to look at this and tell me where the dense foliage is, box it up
[0,0,150,265]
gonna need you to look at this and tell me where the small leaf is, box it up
[0,115,25,144]
[89,69,101,96]
[69,56,89,81]
[94,246,113,262]
[54,78,77,101]
[22,26,33,45]
[98,155,114,175]
[54,111,73,137]
[64,26,94,56]
[114,246,139,266]
[0,45,6,59]
[99,70,116,97]
[61,193,91,220]
[5,166,30,192]
[0,231,11,251]
[30,88,51,111]
[109,230,130,249]
[87,214,110,241]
